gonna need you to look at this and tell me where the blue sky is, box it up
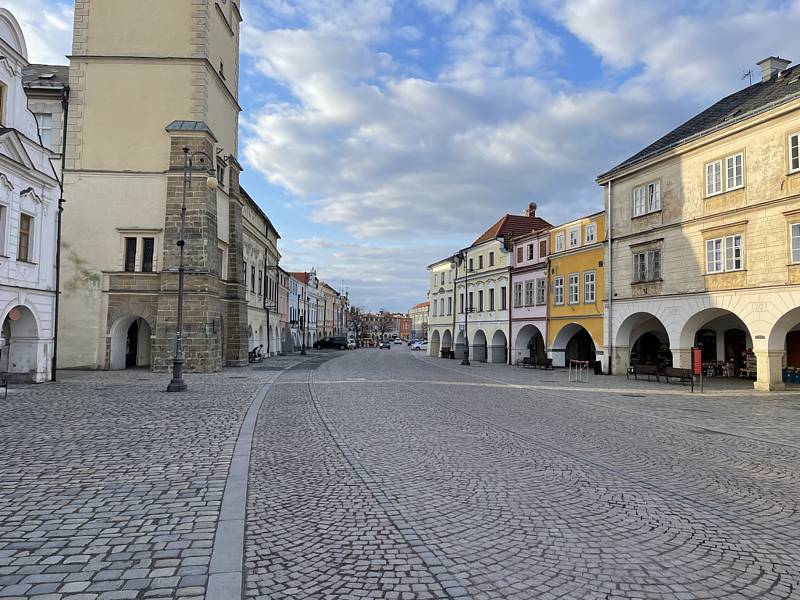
[10,0,800,311]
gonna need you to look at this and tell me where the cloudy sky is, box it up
[10,0,800,311]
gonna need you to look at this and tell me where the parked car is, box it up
[347,338,357,349]
[313,336,348,350]
[411,340,428,351]
[393,338,402,345]
[379,340,392,349]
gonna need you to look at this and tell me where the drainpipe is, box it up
[507,249,512,365]
[606,179,613,375]
[52,84,70,382]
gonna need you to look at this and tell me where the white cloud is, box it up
[4,0,72,65]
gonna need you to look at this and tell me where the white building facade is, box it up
[0,9,61,382]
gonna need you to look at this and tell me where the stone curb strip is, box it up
[206,380,273,600]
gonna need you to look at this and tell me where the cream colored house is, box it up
[59,0,248,372]
[426,259,454,357]
[599,56,800,390]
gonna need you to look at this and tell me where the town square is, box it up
[1,0,800,599]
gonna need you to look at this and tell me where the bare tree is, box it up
[347,305,366,341]
[377,309,395,339]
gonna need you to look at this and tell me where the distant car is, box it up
[411,340,428,351]
[379,340,392,349]
[393,338,402,345]
[347,338,357,349]
[313,336,348,350]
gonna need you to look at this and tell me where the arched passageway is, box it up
[489,330,507,364]
[455,330,466,360]
[514,324,545,364]
[429,330,441,357]
[679,308,752,377]
[552,323,597,367]
[109,315,152,370]
[441,329,452,357]
[613,312,671,374]
[472,330,488,362]
[0,306,44,381]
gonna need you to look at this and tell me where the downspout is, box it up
[263,256,269,356]
[606,179,613,375]
[507,241,512,365]
[52,85,70,382]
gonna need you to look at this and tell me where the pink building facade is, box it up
[510,228,550,364]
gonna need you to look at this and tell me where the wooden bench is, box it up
[663,367,693,385]
[629,364,660,382]
[517,357,535,368]
[517,357,552,369]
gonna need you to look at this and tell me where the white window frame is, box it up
[790,133,800,174]
[535,278,546,305]
[726,153,744,190]
[0,203,7,255]
[567,273,579,305]
[633,249,661,282]
[553,276,564,306]
[706,160,723,197]
[585,223,596,244]
[527,244,534,261]
[524,280,534,306]
[568,227,580,249]
[555,233,565,253]
[791,223,800,264]
[513,282,523,308]
[34,113,53,149]
[706,235,743,273]
[584,270,596,303]
[632,181,661,217]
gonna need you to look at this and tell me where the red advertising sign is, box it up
[692,347,703,375]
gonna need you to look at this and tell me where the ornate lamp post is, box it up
[167,146,225,392]
[300,292,307,355]
[452,250,473,366]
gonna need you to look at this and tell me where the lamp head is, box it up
[206,170,219,190]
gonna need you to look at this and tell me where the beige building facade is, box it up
[59,0,248,371]
[600,57,800,390]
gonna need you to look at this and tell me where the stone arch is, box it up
[0,9,29,60]
[472,329,488,362]
[678,307,752,367]
[489,329,507,364]
[551,323,598,367]
[429,329,441,357]
[109,314,153,370]
[0,305,44,381]
[514,324,546,364]
[614,312,672,374]
[441,329,452,354]
[455,329,467,359]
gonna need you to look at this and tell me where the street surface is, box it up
[1,349,799,599]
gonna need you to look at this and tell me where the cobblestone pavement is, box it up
[0,362,303,600]
[245,348,800,600]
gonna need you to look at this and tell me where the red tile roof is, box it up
[411,301,430,309]
[289,271,310,284]
[472,214,552,246]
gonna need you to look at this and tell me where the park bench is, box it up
[517,357,552,369]
[663,367,693,385]
[628,364,660,382]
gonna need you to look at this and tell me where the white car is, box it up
[393,338,402,345]
[347,338,357,349]
[411,340,428,351]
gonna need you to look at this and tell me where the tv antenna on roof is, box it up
[742,69,753,86]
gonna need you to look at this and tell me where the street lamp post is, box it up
[167,146,224,393]
[300,292,306,355]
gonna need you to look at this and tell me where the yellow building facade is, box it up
[547,211,606,368]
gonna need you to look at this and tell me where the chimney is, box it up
[524,202,537,217]
[757,56,791,82]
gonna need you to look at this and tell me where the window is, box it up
[0,205,6,254]
[258,270,263,296]
[527,244,534,260]
[34,113,53,149]
[489,252,494,266]
[243,261,247,286]
[706,235,743,273]
[633,181,661,216]
[468,292,474,311]
[706,160,723,196]
[500,286,507,310]
[447,297,452,315]
[459,293,464,313]
[554,276,564,305]
[568,273,579,304]
[124,237,137,272]
[478,255,483,269]
[251,266,256,292]
[633,249,661,282]
[524,281,534,306]
[536,278,546,305]
[18,213,33,262]
[478,290,484,312]
[791,223,800,263]
[585,223,596,243]
[488,289,494,311]
[539,240,547,258]
[726,153,743,190]
[584,271,596,303]
[513,282,523,307]
[142,238,155,272]
[468,258,474,272]
[791,133,799,173]
[516,247,523,263]
[0,83,5,125]
[555,233,565,252]
[568,228,580,248]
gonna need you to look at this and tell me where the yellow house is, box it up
[547,211,606,368]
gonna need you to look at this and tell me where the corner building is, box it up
[60,0,248,371]
[599,57,800,390]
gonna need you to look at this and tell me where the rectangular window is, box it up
[554,276,564,305]
[536,278,546,305]
[34,113,53,149]
[243,261,247,286]
[706,235,743,273]
[468,291,474,311]
[584,271,596,303]
[489,289,495,311]
[539,240,547,258]
[124,237,137,272]
[516,247,523,263]
[527,244,534,260]
[525,281,534,306]
[0,205,6,254]
[513,282,523,307]
[585,223,596,243]
[460,293,464,313]
[568,273,579,304]
[478,255,483,269]
[555,233,565,252]
[633,185,646,216]
[258,270,263,296]
[568,227,580,248]
[706,160,722,196]
[142,237,155,272]
[468,258,474,272]
[489,252,494,266]
[633,181,661,216]
[251,266,256,293]
[478,290,484,312]
[726,153,744,190]
[633,250,661,282]
[448,297,452,315]
[791,223,800,264]
[791,133,799,173]
[500,286,507,310]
